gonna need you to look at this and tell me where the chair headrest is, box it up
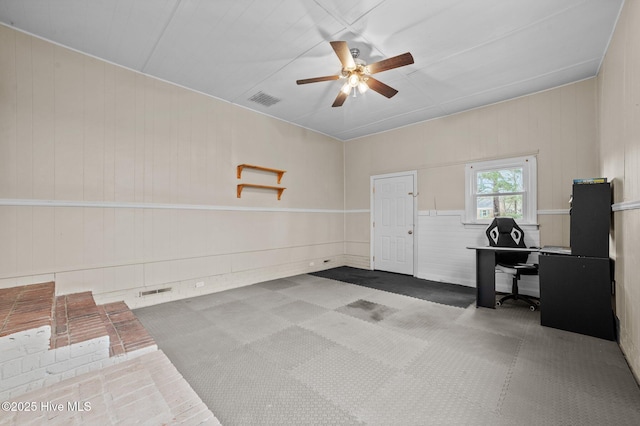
[495,217,517,232]
[486,217,526,248]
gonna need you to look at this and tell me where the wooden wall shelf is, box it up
[237,184,286,200]
[237,164,286,184]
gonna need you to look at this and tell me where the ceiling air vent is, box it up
[248,91,281,107]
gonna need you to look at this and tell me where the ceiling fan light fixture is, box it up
[348,73,360,87]
[297,41,413,107]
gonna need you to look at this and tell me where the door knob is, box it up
[408,230,413,235]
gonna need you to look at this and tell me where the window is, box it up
[465,156,537,224]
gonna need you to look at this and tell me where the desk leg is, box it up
[476,249,496,309]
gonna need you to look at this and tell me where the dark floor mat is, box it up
[311,266,476,308]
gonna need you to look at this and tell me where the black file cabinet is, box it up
[539,254,615,340]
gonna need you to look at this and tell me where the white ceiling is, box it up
[0,0,624,141]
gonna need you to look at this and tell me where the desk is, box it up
[467,246,540,309]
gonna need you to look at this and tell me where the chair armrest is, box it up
[514,263,538,269]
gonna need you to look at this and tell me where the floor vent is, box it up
[248,91,281,107]
[139,287,172,297]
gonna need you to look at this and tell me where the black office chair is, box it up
[486,217,539,311]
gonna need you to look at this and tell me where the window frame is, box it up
[464,155,537,225]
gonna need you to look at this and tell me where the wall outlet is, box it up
[195,281,205,288]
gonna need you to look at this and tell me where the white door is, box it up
[373,174,415,275]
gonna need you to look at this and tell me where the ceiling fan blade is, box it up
[330,41,356,70]
[332,91,348,107]
[367,52,414,74]
[365,77,398,98]
[296,75,340,85]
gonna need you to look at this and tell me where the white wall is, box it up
[417,211,540,296]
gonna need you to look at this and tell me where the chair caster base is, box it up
[496,295,539,311]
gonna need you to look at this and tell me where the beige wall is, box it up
[345,78,599,266]
[0,26,345,306]
[598,0,640,378]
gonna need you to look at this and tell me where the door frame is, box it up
[370,170,418,275]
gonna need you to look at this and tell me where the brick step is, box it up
[1,282,157,400]
[1,282,155,357]
[98,302,156,357]
[0,282,55,338]
[51,291,108,349]
[51,293,156,357]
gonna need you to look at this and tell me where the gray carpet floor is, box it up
[134,274,640,425]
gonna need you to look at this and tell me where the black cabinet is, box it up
[571,183,611,258]
[539,254,615,340]
[539,181,614,340]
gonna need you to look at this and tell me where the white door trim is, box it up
[370,170,418,275]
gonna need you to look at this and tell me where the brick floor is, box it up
[1,350,220,425]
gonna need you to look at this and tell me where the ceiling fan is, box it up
[296,41,414,107]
